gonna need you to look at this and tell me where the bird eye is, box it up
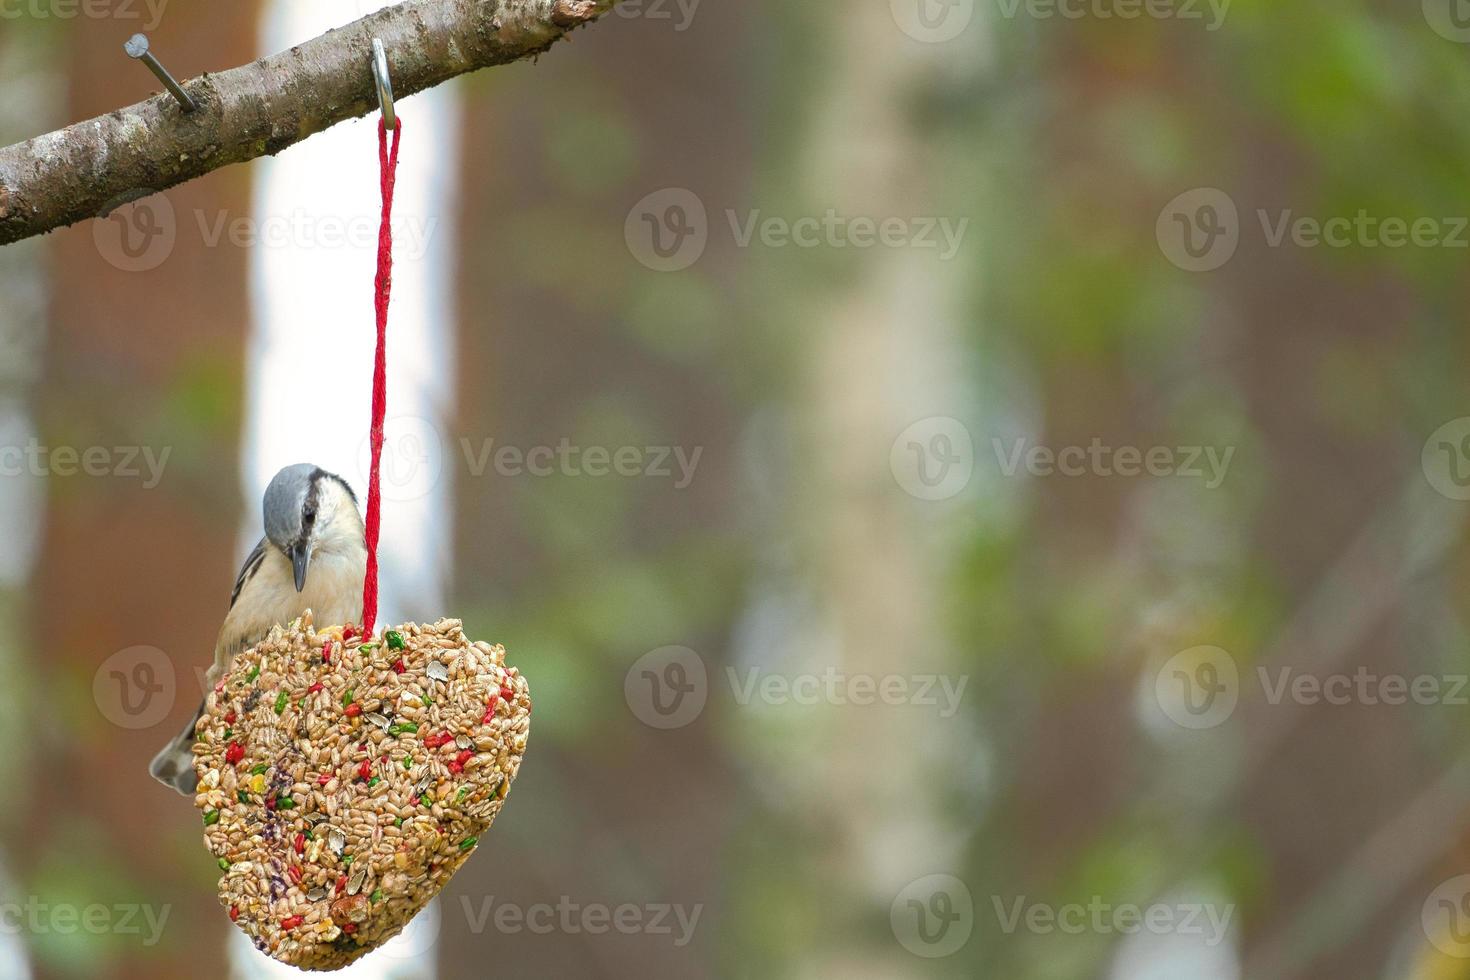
[304,506,317,522]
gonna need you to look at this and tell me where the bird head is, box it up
[262,464,362,592]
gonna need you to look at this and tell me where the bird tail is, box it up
[149,704,204,796]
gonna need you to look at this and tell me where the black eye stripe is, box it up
[303,478,323,526]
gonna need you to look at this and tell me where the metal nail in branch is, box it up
[123,34,198,113]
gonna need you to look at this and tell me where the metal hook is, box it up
[371,38,397,131]
[124,34,198,113]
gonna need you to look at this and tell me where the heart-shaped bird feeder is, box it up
[193,614,529,970]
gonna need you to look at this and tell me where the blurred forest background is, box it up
[6,0,1470,978]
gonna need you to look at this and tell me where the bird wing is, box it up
[229,537,268,609]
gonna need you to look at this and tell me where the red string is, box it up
[362,116,402,638]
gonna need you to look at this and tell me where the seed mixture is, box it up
[193,613,530,970]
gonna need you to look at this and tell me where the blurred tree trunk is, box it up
[442,5,751,977]
[787,7,976,977]
[28,4,261,978]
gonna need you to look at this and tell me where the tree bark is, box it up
[0,0,613,246]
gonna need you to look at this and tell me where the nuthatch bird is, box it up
[150,464,366,795]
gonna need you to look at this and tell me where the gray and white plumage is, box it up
[149,464,366,796]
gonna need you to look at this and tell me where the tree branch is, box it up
[0,0,614,246]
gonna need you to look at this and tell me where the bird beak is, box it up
[290,542,311,593]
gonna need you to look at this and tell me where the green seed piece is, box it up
[371,889,383,903]
[274,691,288,715]
[342,687,354,708]
[237,791,249,804]
[459,837,478,851]
[386,630,405,650]
[276,796,296,810]
[247,666,260,682]
[403,756,412,769]
[218,858,230,870]
[252,763,268,776]
[203,810,220,826]
[368,776,380,788]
